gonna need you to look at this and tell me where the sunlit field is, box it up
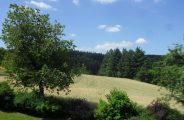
[0,70,183,119]
[57,75,184,113]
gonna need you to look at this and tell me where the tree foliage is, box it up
[95,89,137,120]
[69,50,104,75]
[1,4,77,96]
[156,45,184,102]
[99,47,148,79]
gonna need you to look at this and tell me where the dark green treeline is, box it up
[99,47,162,83]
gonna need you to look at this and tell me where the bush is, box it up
[95,89,138,120]
[147,99,184,120]
[0,82,14,110]
[13,91,94,119]
[128,106,156,120]
[14,92,61,116]
[147,99,169,120]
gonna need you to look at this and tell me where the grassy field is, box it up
[0,69,184,119]
[56,75,184,113]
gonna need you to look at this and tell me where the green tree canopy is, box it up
[158,45,184,102]
[99,47,147,79]
[1,4,78,96]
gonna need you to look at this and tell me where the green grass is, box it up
[0,111,41,120]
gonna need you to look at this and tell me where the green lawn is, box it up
[0,111,41,120]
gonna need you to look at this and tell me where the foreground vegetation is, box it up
[0,69,184,119]
[1,74,183,113]
[0,3,184,120]
[1,80,184,120]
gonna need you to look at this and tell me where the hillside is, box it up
[0,74,183,113]
[0,74,184,117]
[56,75,183,113]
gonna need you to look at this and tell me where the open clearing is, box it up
[56,75,184,113]
[0,73,184,119]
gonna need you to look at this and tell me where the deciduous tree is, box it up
[1,4,78,96]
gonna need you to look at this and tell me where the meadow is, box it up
[58,75,184,113]
[0,71,184,119]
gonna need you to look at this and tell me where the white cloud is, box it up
[95,41,133,51]
[97,24,107,29]
[135,38,147,44]
[98,24,122,33]
[69,33,77,37]
[73,0,80,5]
[94,0,117,4]
[78,38,147,53]
[105,25,122,32]
[29,0,56,10]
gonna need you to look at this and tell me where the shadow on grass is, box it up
[147,99,184,120]
[1,96,97,120]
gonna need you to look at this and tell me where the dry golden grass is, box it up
[52,74,184,113]
[0,67,183,113]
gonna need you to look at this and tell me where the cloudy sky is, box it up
[0,0,184,54]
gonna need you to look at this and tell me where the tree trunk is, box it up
[39,80,44,97]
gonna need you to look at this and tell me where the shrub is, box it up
[14,92,40,112]
[128,106,156,120]
[13,92,94,119]
[14,92,61,116]
[147,99,169,120]
[95,89,138,120]
[0,82,14,110]
[147,99,184,120]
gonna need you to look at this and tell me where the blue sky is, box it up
[0,0,184,55]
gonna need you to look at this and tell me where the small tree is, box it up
[1,4,78,96]
[95,89,137,120]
